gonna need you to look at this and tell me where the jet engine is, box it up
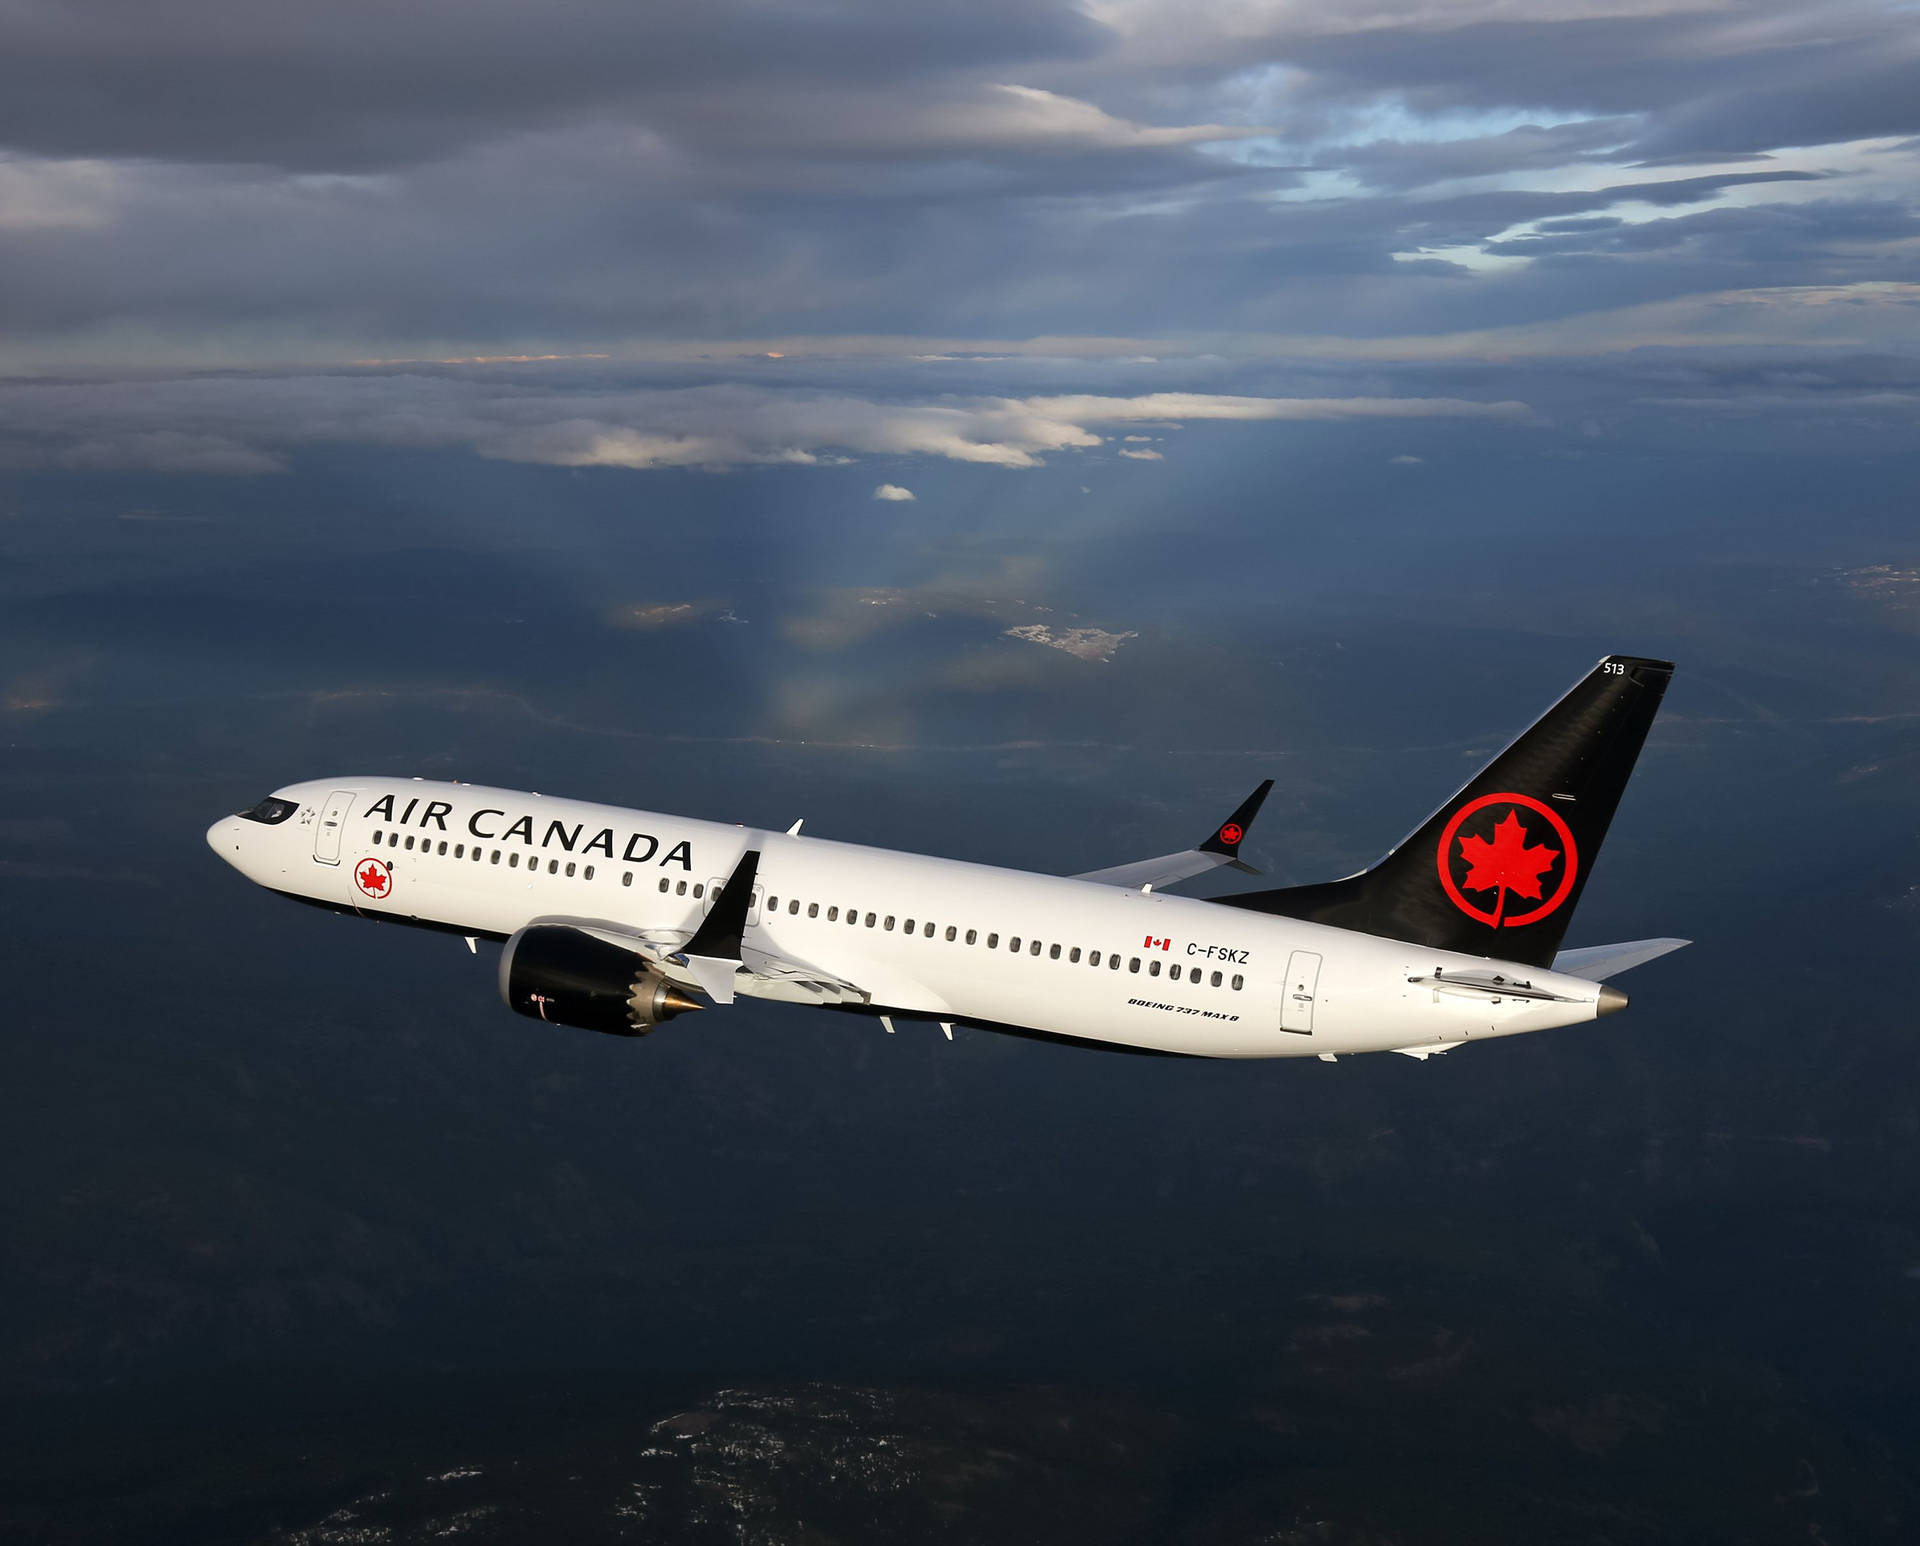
[499,924,703,1036]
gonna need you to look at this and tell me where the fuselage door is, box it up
[1280,949,1322,1034]
[313,790,355,866]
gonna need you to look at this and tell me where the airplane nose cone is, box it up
[207,815,246,867]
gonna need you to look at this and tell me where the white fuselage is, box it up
[207,777,1616,1059]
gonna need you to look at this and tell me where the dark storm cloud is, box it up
[0,0,1106,170]
[0,0,1914,385]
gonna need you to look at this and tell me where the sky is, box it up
[2,0,1917,476]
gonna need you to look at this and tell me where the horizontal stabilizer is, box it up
[1552,937,1691,980]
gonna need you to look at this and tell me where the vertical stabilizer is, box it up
[1219,655,1674,968]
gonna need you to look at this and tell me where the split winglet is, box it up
[674,848,760,1005]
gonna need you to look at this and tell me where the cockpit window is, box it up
[237,796,298,824]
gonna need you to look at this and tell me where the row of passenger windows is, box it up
[373,829,1244,991]
[758,891,1245,990]
[374,828,625,881]
[375,829,725,900]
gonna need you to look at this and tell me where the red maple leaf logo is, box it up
[1218,823,1244,845]
[1456,810,1559,927]
[356,860,390,897]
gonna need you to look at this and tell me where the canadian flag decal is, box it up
[1143,935,1172,951]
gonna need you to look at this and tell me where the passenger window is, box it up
[865,912,876,927]
[438,841,448,856]
[899,918,910,933]
[373,830,384,844]
[809,903,819,918]
[1210,970,1222,987]
[1109,955,1121,970]
[965,929,977,945]
[924,921,934,938]
[768,896,778,911]
[676,880,687,895]
[549,859,559,875]
[945,926,956,942]
[1069,947,1081,963]
[884,916,895,931]
[1030,940,1042,956]
[1090,950,1101,967]
[790,899,800,915]
[491,850,500,864]
[827,906,838,921]
[1129,957,1140,972]
[986,933,998,949]
[693,883,704,899]
[1049,944,1061,960]
[1149,960,1162,977]
[565,862,576,878]
[1009,936,1021,952]
[585,865,595,880]
[1232,974,1244,991]
[453,844,463,859]
[623,873,633,887]
[405,835,415,850]
[509,852,519,868]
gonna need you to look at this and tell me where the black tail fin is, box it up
[1219,655,1674,968]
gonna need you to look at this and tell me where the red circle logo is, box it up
[1218,823,1244,846]
[354,857,392,899]
[1436,793,1577,929]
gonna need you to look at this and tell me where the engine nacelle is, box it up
[499,924,703,1036]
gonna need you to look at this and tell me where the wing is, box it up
[539,912,877,1008]
[1552,938,1691,980]
[1075,779,1273,891]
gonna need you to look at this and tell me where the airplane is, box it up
[207,654,1687,1061]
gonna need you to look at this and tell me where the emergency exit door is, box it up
[312,790,354,865]
[1280,950,1322,1034]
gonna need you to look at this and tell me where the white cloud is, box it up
[1118,447,1164,459]
[873,483,917,500]
[0,376,1536,475]
[0,156,123,232]
[945,85,1266,152]
[1024,392,1533,424]
[1390,453,1424,463]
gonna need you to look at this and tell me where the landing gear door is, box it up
[313,790,355,865]
[1280,949,1322,1034]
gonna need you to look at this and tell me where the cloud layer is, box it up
[0,0,1913,376]
[0,0,1915,483]
[0,375,1535,474]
